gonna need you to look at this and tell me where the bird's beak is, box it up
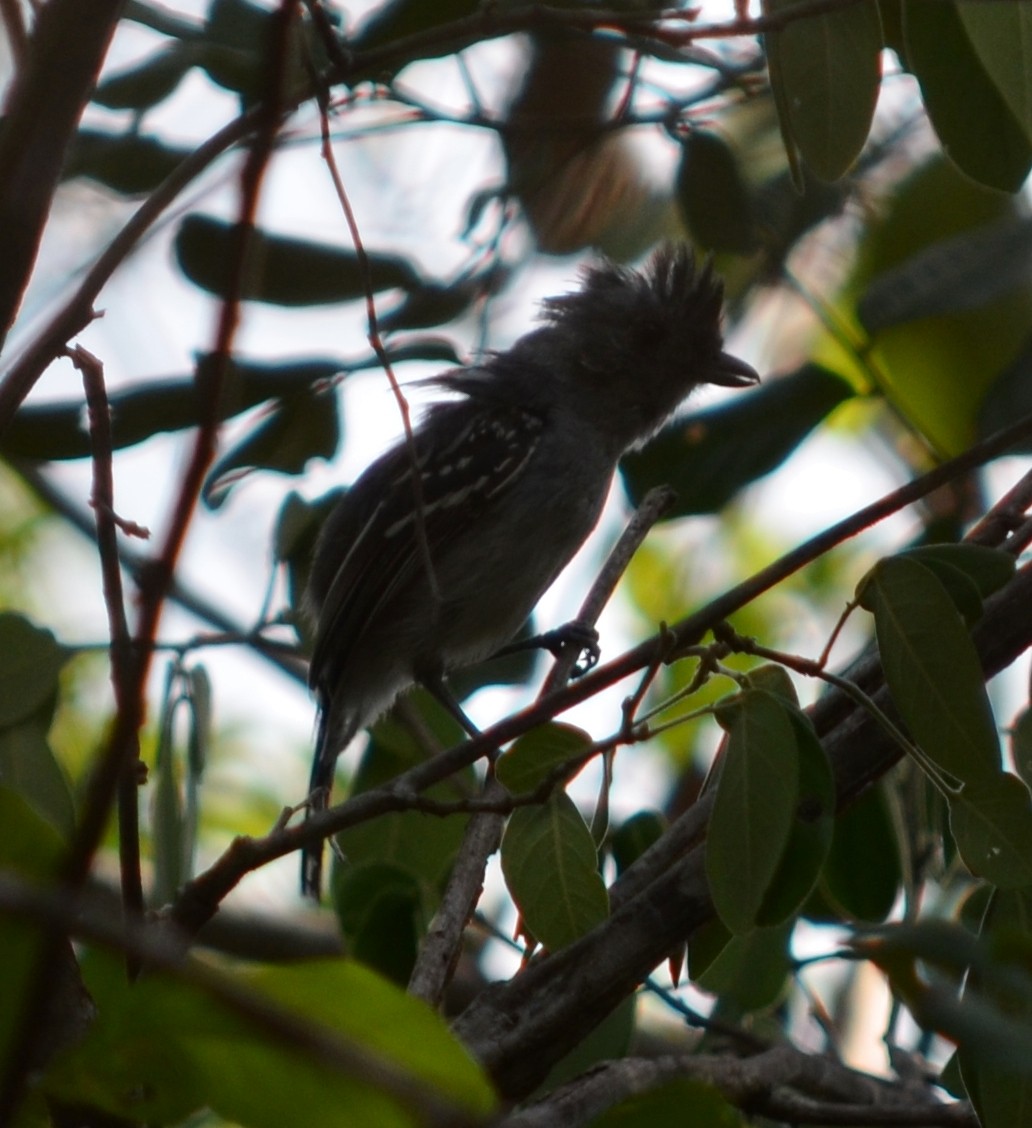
[711,351,760,388]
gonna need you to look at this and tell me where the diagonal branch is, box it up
[0,0,126,350]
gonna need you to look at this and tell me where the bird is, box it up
[301,243,758,897]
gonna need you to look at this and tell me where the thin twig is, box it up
[71,344,145,971]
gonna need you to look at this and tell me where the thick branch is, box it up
[499,1048,976,1127]
[451,563,1032,1098]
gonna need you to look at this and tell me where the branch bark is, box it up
[451,562,1032,1098]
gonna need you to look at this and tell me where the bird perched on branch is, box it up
[302,244,758,897]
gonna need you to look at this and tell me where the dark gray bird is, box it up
[302,244,758,896]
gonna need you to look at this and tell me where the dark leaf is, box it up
[0,720,75,836]
[961,890,1032,1126]
[63,129,191,195]
[676,131,758,254]
[93,44,197,110]
[350,0,486,77]
[0,614,67,729]
[892,544,1015,625]
[496,723,591,795]
[957,4,1032,146]
[2,356,345,460]
[903,1,1032,192]
[858,216,1032,333]
[620,364,852,517]
[1013,706,1032,792]
[818,784,900,922]
[859,556,1001,786]
[609,810,666,875]
[707,690,800,935]
[175,215,421,306]
[200,0,273,101]
[332,861,424,986]
[695,919,793,1011]
[203,387,340,508]
[764,0,882,182]
[378,281,481,333]
[501,792,609,951]
[899,543,1015,602]
[979,330,1032,449]
[949,774,1032,889]
[756,710,835,926]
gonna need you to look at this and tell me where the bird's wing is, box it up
[309,400,544,694]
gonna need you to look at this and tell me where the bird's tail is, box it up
[301,707,336,899]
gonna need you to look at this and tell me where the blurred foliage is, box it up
[1,1,1032,1126]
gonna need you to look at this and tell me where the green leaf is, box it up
[1012,706,1032,791]
[495,722,591,794]
[203,387,340,508]
[858,217,1032,333]
[695,919,793,1011]
[896,558,983,625]
[333,696,471,895]
[620,364,852,518]
[0,720,75,836]
[742,663,799,706]
[861,556,1001,786]
[0,790,79,1085]
[961,890,1032,1126]
[904,2,1032,191]
[819,784,900,922]
[957,2,1032,145]
[849,158,1032,454]
[175,215,421,306]
[706,690,800,935]
[676,131,758,254]
[763,0,882,181]
[949,774,1032,889]
[501,791,609,951]
[609,810,666,875]
[756,711,835,926]
[187,665,212,776]
[333,861,423,986]
[63,129,191,195]
[899,544,1015,601]
[888,543,1015,625]
[47,950,496,1126]
[687,915,733,983]
[0,786,66,877]
[980,331,1032,448]
[0,614,66,729]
